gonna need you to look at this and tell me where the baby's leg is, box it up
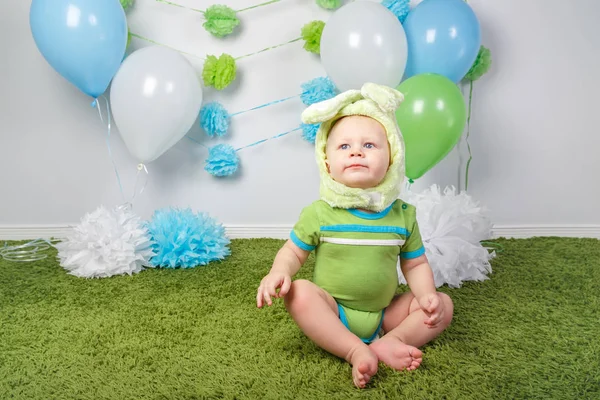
[370,292,453,371]
[284,279,378,388]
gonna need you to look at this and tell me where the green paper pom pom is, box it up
[202,54,237,90]
[203,5,240,38]
[301,20,325,54]
[464,45,492,82]
[316,0,342,10]
[120,0,134,11]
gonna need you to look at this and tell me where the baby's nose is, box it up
[350,149,364,157]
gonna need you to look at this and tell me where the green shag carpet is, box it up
[1,237,599,399]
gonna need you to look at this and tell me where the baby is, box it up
[256,83,453,388]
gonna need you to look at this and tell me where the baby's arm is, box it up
[401,255,445,328]
[401,255,436,298]
[256,240,310,308]
[270,239,310,277]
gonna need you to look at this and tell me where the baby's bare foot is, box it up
[349,345,379,389]
[370,336,422,371]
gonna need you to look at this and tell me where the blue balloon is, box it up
[30,0,127,98]
[403,0,481,83]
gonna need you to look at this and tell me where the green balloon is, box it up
[396,74,467,180]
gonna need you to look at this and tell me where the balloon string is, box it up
[0,239,60,262]
[130,163,149,206]
[458,84,464,191]
[480,241,503,254]
[95,96,126,204]
[464,81,474,191]
[462,0,472,190]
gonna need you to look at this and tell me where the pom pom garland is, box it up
[204,144,240,177]
[301,21,325,55]
[202,54,237,90]
[203,5,240,37]
[197,77,337,138]
[147,208,231,268]
[55,205,155,278]
[301,76,338,106]
[200,102,230,137]
[301,123,320,144]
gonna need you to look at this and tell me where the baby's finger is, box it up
[421,306,432,318]
[423,296,435,315]
[427,311,442,327]
[434,309,444,325]
[427,296,439,313]
[267,283,278,298]
[278,276,291,297]
[424,317,437,328]
[256,287,264,308]
[263,290,273,306]
[424,310,436,322]
[419,298,432,313]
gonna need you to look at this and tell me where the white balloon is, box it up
[110,46,203,163]
[320,1,408,92]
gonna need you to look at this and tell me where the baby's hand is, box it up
[256,272,291,308]
[418,293,445,329]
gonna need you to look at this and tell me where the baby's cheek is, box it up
[374,164,389,181]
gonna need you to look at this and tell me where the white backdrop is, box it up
[1,0,599,236]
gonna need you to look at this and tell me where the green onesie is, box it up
[291,199,425,343]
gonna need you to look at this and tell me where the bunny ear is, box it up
[361,83,404,113]
[301,89,363,124]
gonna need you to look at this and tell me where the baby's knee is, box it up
[438,292,454,324]
[284,279,314,311]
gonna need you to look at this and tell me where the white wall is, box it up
[1,0,599,233]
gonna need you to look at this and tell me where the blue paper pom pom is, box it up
[205,144,239,177]
[200,102,231,137]
[147,208,231,269]
[300,76,338,106]
[382,0,410,23]
[301,123,320,144]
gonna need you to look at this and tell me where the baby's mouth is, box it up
[346,164,367,170]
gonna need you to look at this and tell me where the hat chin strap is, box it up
[318,164,402,212]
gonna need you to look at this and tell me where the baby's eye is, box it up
[340,144,350,150]
[364,143,375,149]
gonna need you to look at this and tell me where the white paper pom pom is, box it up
[398,185,496,288]
[55,205,155,278]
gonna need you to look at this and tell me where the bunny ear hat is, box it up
[301,82,406,212]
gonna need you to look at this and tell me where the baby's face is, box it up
[325,116,390,189]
